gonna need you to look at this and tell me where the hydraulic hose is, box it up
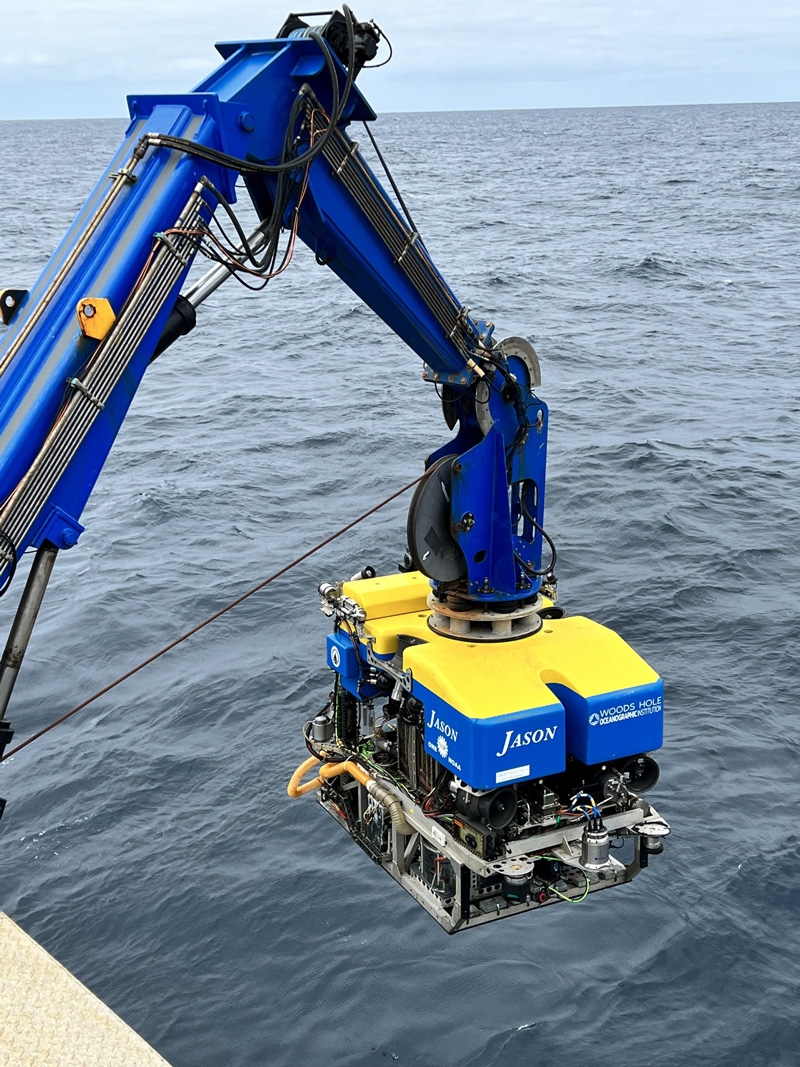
[287,754,415,835]
[139,9,357,179]
[287,754,325,797]
[519,493,558,576]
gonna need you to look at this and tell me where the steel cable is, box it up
[0,473,424,763]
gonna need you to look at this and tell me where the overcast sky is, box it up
[1,0,799,119]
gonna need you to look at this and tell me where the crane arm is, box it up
[0,8,546,609]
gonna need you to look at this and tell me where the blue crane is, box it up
[0,9,669,932]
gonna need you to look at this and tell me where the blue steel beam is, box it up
[0,25,548,604]
[0,35,480,576]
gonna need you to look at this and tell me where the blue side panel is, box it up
[414,679,565,791]
[549,680,664,765]
[329,635,388,699]
[326,632,359,678]
[509,397,549,576]
[451,428,517,599]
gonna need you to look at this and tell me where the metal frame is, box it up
[318,779,664,935]
[0,542,59,722]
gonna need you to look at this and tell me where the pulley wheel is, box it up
[499,336,541,388]
[476,336,542,436]
[406,456,467,583]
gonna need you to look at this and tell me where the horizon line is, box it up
[2,97,799,123]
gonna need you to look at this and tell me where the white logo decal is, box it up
[589,696,663,727]
[427,738,461,772]
[496,725,558,759]
[426,708,458,742]
[330,646,341,669]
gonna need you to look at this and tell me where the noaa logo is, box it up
[589,713,600,726]
[436,735,449,758]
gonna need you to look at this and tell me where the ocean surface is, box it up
[0,102,798,1066]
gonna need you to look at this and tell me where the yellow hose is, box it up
[319,759,371,787]
[286,755,414,835]
[286,755,323,797]
[286,755,363,797]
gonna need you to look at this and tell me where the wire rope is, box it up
[0,472,423,764]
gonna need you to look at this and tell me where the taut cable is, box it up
[0,473,423,763]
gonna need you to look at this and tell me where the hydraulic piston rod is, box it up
[183,222,271,309]
[151,222,270,361]
[0,541,59,721]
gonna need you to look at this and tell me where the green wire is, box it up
[546,876,590,903]
[539,854,591,903]
[356,741,412,794]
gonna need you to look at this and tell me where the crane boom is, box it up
[0,18,485,572]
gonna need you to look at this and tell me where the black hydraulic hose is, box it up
[180,67,471,362]
[135,11,356,177]
[363,21,393,69]
[199,177,265,267]
[361,120,419,234]
[516,550,553,583]
[202,171,295,278]
[146,12,479,370]
[518,494,558,576]
[142,11,359,289]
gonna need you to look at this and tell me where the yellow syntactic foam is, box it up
[353,572,658,721]
[342,570,430,620]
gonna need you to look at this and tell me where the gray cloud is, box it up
[1,0,799,118]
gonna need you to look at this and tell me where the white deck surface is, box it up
[0,912,171,1066]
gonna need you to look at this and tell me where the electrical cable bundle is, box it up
[126,4,494,370]
[133,6,359,292]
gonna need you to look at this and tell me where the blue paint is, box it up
[0,30,551,612]
[549,680,664,765]
[326,631,359,678]
[414,679,565,790]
